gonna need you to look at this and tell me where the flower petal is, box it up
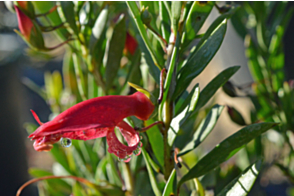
[117,121,139,146]
[106,122,139,159]
[62,127,110,140]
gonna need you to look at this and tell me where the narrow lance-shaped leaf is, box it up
[72,53,87,100]
[179,104,224,156]
[137,36,160,84]
[90,6,108,52]
[126,1,162,69]
[193,66,240,114]
[58,1,79,36]
[141,147,161,196]
[95,157,108,182]
[217,159,263,196]
[159,1,170,40]
[174,18,227,98]
[163,169,177,196]
[179,122,277,184]
[105,14,126,91]
[174,6,239,99]
[168,83,200,146]
[175,83,200,115]
[171,1,181,34]
[107,153,122,186]
[184,1,214,41]
[146,119,164,168]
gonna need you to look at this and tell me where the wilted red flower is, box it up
[124,32,138,55]
[29,92,154,162]
[14,5,34,40]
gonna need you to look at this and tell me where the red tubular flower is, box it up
[29,92,154,161]
[14,5,34,40]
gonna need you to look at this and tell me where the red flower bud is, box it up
[14,5,34,40]
[14,5,46,50]
[124,32,138,55]
[29,92,154,162]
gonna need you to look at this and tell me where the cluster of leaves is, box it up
[224,1,294,188]
[14,1,281,196]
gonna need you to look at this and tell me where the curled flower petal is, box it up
[107,121,140,159]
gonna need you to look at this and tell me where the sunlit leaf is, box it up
[217,159,263,196]
[179,122,277,184]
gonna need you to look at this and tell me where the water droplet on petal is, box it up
[60,138,72,147]
[133,148,141,156]
[118,155,131,162]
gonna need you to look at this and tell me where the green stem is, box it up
[161,33,180,180]
[126,1,162,70]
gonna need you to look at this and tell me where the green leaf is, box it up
[72,53,87,100]
[230,6,248,39]
[32,2,69,41]
[126,1,162,69]
[175,19,227,98]
[90,6,108,52]
[194,66,240,113]
[179,104,224,156]
[184,1,214,41]
[171,1,181,33]
[141,147,161,196]
[179,122,277,184]
[137,35,160,84]
[95,157,108,182]
[163,169,177,196]
[78,141,99,174]
[146,119,164,168]
[72,182,87,196]
[62,50,80,100]
[245,35,267,84]
[105,14,126,91]
[168,83,200,146]
[175,83,200,115]
[71,146,95,181]
[217,159,263,196]
[174,7,238,99]
[107,153,122,186]
[58,1,79,36]
[159,1,171,40]
[50,145,71,174]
